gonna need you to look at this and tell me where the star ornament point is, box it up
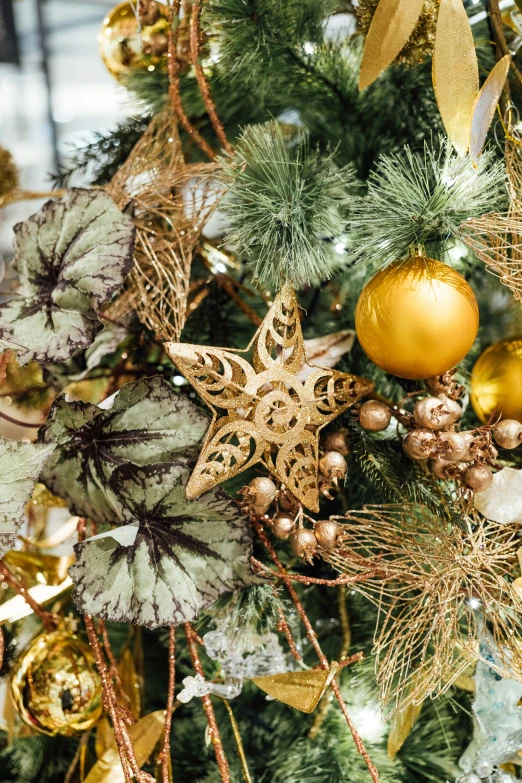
[165,284,373,511]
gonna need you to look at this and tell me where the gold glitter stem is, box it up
[167,1,216,160]
[220,699,253,783]
[184,623,231,783]
[160,626,176,783]
[190,2,233,154]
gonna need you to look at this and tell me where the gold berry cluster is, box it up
[358,370,522,494]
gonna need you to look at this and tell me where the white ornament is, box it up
[474,468,522,525]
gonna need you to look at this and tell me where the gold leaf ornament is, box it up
[359,0,426,90]
[252,663,339,713]
[470,54,511,162]
[387,701,423,759]
[432,0,479,156]
[85,711,166,783]
[165,285,373,511]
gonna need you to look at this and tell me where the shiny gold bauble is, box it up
[11,631,103,736]
[290,528,318,562]
[471,338,522,423]
[355,257,479,380]
[413,395,461,431]
[318,451,347,480]
[99,1,169,81]
[271,512,297,540]
[493,419,522,450]
[249,476,277,507]
[403,429,438,460]
[463,464,493,492]
[322,429,349,456]
[436,431,469,462]
[358,399,391,432]
[314,520,341,551]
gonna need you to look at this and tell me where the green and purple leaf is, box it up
[0,188,135,365]
[69,462,256,628]
[38,376,209,525]
[0,438,55,558]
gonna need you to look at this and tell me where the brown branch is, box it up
[167,0,216,160]
[190,2,233,154]
[185,622,231,783]
[0,627,4,670]
[0,411,42,428]
[488,0,522,90]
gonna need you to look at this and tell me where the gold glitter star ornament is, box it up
[165,285,373,511]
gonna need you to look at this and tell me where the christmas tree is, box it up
[1,1,522,782]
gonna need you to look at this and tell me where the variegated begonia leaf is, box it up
[0,188,135,365]
[0,438,55,558]
[38,376,209,525]
[70,461,256,628]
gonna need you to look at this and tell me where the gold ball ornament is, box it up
[290,528,318,562]
[271,512,297,540]
[355,257,479,380]
[10,631,103,736]
[322,429,349,456]
[414,395,461,431]
[463,464,493,492]
[359,400,391,432]
[249,476,277,507]
[403,429,438,460]
[99,1,169,81]
[436,431,469,462]
[471,338,522,423]
[314,520,341,551]
[493,419,522,450]
[319,451,347,481]
[512,576,522,599]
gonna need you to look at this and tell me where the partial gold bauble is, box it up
[11,631,103,736]
[271,512,297,540]
[318,451,347,480]
[463,463,493,492]
[355,257,479,380]
[314,520,341,551]
[437,431,469,462]
[403,429,438,460]
[471,338,522,423]
[413,395,461,431]
[290,529,318,562]
[99,1,169,81]
[249,476,277,508]
[322,429,349,456]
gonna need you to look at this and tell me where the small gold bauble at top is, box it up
[10,630,103,736]
[471,337,522,423]
[99,1,169,81]
[355,257,479,380]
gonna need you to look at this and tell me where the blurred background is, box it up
[0,0,131,261]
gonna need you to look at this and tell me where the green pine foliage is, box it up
[219,121,357,287]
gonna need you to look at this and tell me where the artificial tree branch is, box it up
[488,0,522,91]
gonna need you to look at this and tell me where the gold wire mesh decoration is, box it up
[459,140,522,302]
[106,108,220,341]
[324,504,522,714]
[165,284,373,511]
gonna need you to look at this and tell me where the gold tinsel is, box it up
[459,139,522,302]
[325,504,522,714]
[106,108,219,342]
[356,0,440,68]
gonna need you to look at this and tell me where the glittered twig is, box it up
[184,622,231,783]
[250,556,375,586]
[160,626,176,783]
[167,0,216,160]
[251,519,380,783]
[189,2,233,154]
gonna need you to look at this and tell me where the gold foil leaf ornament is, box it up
[165,285,373,511]
[470,54,511,162]
[252,663,339,713]
[359,0,425,90]
[432,0,479,156]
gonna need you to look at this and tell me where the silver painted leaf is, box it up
[0,438,55,558]
[39,376,209,525]
[70,461,256,628]
[0,188,135,365]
